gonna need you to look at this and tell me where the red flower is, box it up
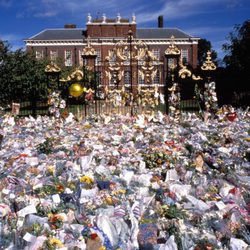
[90,233,98,240]
[229,187,238,195]
[19,154,28,158]
[167,191,176,200]
[227,112,237,122]
[165,140,175,147]
[56,184,65,193]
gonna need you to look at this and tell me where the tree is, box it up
[217,20,250,106]
[198,38,217,66]
[223,20,250,82]
[0,42,49,107]
[0,40,10,62]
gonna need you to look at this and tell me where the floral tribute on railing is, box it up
[104,85,164,111]
[168,83,181,122]
[48,91,66,118]
[204,82,218,114]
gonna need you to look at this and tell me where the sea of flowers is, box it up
[0,108,249,249]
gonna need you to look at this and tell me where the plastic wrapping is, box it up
[0,109,249,249]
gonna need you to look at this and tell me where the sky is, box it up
[0,0,249,60]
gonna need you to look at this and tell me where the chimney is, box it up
[64,24,76,29]
[158,15,163,28]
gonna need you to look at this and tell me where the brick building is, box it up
[25,14,199,87]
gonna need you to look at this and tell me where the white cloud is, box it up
[182,26,231,59]
[226,0,243,8]
[34,11,58,17]
[0,33,22,41]
[16,0,248,24]
[0,0,12,8]
[10,0,244,57]
[185,26,231,37]
[0,33,24,51]
[16,0,158,23]
[136,0,234,24]
[21,0,126,19]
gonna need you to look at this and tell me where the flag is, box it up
[114,205,126,217]
[132,202,141,219]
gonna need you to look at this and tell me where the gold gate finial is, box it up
[165,36,181,55]
[45,62,61,73]
[201,51,217,71]
[82,36,97,56]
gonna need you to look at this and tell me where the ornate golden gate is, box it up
[45,36,217,118]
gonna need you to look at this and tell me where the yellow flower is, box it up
[68,182,76,190]
[47,213,53,218]
[119,189,126,194]
[48,237,64,248]
[216,159,224,164]
[98,247,106,250]
[208,186,218,194]
[105,196,113,205]
[47,165,55,174]
[80,175,94,184]
[112,189,126,195]
[83,124,92,129]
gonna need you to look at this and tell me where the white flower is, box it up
[55,110,60,118]
[49,107,56,114]
[60,100,66,109]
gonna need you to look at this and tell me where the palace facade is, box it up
[25,14,199,87]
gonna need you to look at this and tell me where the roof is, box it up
[136,28,193,39]
[27,28,85,41]
[26,27,196,41]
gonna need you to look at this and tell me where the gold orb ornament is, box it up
[69,83,84,97]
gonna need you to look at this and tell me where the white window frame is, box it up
[65,50,73,67]
[124,71,131,85]
[50,50,58,61]
[123,49,130,65]
[35,51,43,60]
[95,49,101,65]
[181,49,189,64]
[167,58,175,71]
[96,71,102,85]
[153,71,160,85]
[108,49,116,64]
[138,74,144,85]
[152,49,160,60]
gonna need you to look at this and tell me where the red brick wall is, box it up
[87,23,136,38]
[192,44,198,68]
[27,41,198,87]
[26,45,85,66]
